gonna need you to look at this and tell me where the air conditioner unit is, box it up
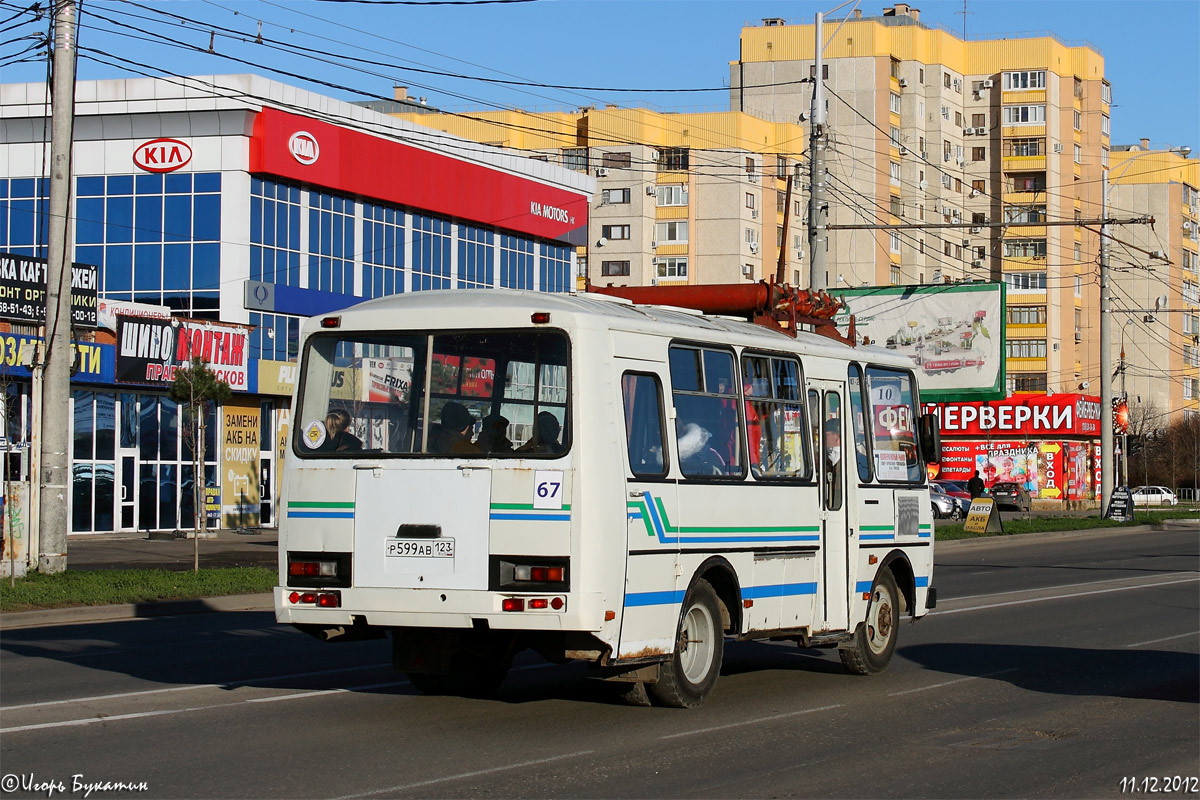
[918,180,929,190]
[1052,343,1060,352]
[595,167,609,177]
[898,146,909,156]
[957,157,966,167]
[749,242,759,254]
[1074,332,1082,343]
[748,173,758,183]
[646,185,656,196]
[975,127,987,135]
[795,249,804,260]
[970,226,982,234]
[650,277,660,286]
[742,265,753,276]
[944,154,952,162]
[650,240,658,248]
[1184,222,1193,234]
[1052,143,1064,153]
[969,189,980,198]
[983,79,994,89]
[964,128,975,136]
[751,209,758,219]
[972,259,984,267]
[961,239,970,247]
[921,151,929,160]
[898,78,909,88]
[1149,249,1165,259]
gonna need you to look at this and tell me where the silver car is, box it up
[1130,485,1179,507]
[930,483,966,520]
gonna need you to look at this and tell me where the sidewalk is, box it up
[2,520,1194,631]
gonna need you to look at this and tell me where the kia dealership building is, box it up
[0,74,591,538]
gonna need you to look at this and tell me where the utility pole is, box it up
[1099,177,1113,514]
[40,0,77,573]
[807,12,829,292]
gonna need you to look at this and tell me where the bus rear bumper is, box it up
[274,586,607,632]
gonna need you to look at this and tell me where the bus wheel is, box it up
[839,568,900,676]
[650,579,724,708]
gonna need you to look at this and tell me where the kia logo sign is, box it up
[288,131,319,165]
[133,138,192,173]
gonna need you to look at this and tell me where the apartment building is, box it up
[387,104,807,288]
[731,5,1110,397]
[1108,143,1200,422]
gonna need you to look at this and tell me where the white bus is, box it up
[276,288,940,707]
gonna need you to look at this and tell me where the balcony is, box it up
[1003,155,1046,172]
[1004,224,1048,237]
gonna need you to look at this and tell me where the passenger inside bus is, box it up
[320,408,362,453]
[518,411,564,454]
[430,402,480,454]
[678,422,727,475]
[476,414,514,454]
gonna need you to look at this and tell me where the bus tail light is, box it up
[502,598,525,612]
[288,590,341,607]
[501,596,565,612]
[289,560,338,578]
[514,565,564,583]
[494,557,570,592]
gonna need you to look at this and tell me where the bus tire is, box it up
[650,579,724,708]
[839,568,900,676]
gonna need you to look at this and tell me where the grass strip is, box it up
[0,567,276,613]
[936,509,1198,541]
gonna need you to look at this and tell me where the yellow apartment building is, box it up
[387,100,807,289]
[732,4,1110,397]
[1108,143,1199,424]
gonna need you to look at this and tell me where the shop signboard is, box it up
[115,317,249,390]
[221,399,260,528]
[0,332,113,383]
[96,299,170,332]
[934,439,1079,500]
[834,282,1004,401]
[924,393,1101,438]
[0,253,98,328]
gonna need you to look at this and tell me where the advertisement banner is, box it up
[221,399,260,528]
[96,299,170,332]
[0,253,98,328]
[834,282,1005,402]
[935,439,1070,499]
[0,333,113,383]
[116,317,249,389]
[926,393,1101,438]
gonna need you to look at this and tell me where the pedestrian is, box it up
[967,469,985,499]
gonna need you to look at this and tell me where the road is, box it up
[1,526,1196,799]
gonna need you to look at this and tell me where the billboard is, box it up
[934,439,1087,501]
[835,283,1004,402]
[925,393,1101,438]
[115,317,249,389]
[0,252,98,328]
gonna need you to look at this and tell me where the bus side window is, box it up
[622,373,667,477]
[669,346,742,478]
[848,365,872,483]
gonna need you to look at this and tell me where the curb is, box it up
[0,592,273,631]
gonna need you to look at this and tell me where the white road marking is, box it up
[329,751,597,799]
[946,572,1196,603]
[887,668,1020,697]
[657,703,843,740]
[932,575,1199,616]
[1123,631,1200,648]
[1,663,393,711]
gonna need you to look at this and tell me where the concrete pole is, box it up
[807,11,829,292]
[39,0,77,573]
[1120,337,1128,488]
[1099,177,1113,513]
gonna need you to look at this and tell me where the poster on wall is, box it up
[115,317,249,389]
[935,439,1072,500]
[834,282,1005,402]
[0,253,98,328]
[221,400,260,528]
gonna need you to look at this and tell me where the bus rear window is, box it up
[864,367,922,483]
[295,330,569,457]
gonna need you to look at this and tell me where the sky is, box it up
[3,0,1197,150]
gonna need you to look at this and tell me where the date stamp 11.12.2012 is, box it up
[1120,777,1199,794]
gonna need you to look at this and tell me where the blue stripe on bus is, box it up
[287,511,355,519]
[624,589,687,607]
[855,576,932,593]
[859,533,896,541]
[489,513,571,522]
[743,582,818,599]
[915,576,930,588]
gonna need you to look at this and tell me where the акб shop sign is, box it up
[924,393,1101,437]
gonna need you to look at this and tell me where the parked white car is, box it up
[1130,485,1179,506]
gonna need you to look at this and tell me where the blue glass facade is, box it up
[362,202,405,299]
[250,178,302,287]
[0,177,51,258]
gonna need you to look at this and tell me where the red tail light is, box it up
[502,598,525,612]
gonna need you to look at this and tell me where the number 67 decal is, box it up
[533,470,564,510]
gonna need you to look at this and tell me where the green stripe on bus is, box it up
[625,496,819,536]
[490,503,573,511]
[288,501,355,508]
[861,525,895,531]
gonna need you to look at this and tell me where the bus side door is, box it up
[808,379,850,633]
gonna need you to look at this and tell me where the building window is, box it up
[746,193,755,209]
[1101,115,1110,137]
[1004,271,1048,290]
[890,126,901,146]
[1183,280,1199,304]
[601,224,630,240]
[601,260,630,277]
[458,225,496,290]
[777,156,789,179]
[1003,239,1048,258]
[1005,206,1047,224]
[656,184,688,206]
[1002,105,1046,125]
[1102,82,1112,104]
[602,151,632,169]
[972,147,986,162]
[362,201,406,299]
[1002,70,1046,90]
[249,312,301,364]
[972,180,986,194]
[654,221,688,244]
[308,190,356,295]
[776,226,784,247]
[943,72,952,89]
[889,93,901,114]
[972,113,986,128]
[498,233,534,290]
[562,148,588,172]
[1009,173,1047,192]
[889,231,901,253]
[602,188,630,204]
[1006,339,1048,359]
[955,111,963,128]
[1011,375,1048,393]
[658,148,690,172]
[656,257,687,278]
[412,214,453,291]
[1102,148,1109,168]
[1006,306,1047,325]
[889,196,902,216]
[1073,76,1083,99]
[890,265,901,284]
[889,162,901,185]
[1074,144,1082,163]
[1185,378,1197,400]
[809,64,829,79]
[1007,138,1044,157]
[539,242,572,293]
[1074,110,1082,130]
[918,68,925,84]
[890,57,900,79]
